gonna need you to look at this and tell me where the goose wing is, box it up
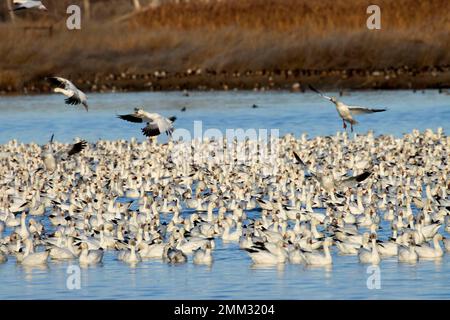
[55,140,87,161]
[47,77,77,91]
[67,140,87,156]
[348,107,387,115]
[308,85,333,101]
[338,171,372,189]
[117,113,144,123]
[292,151,319,180]
[142,114,175,137]
[13,0,35,10]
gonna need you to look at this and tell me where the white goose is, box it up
[118,108,176,138]
[17,239,49,266]
[193,242,213,265]
[309,85,387,132]
[303,238,333,266]
[41,135,87,172]
[358,234,381,264]
[398,238,418,263]
[47,77,88,111]
[13,0,47,11]
[79,243,104,265]
[414,234,444,259]
[118,240,142,264]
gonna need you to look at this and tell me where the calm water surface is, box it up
[0,90,449,299]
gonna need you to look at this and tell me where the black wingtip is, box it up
[169,116,177,122]
[356,171,372,182]
[308,84,320,93]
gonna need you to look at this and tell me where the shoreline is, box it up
[1,67,449,96]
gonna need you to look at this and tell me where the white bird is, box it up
[303,238,333,266]
[13,0,47,11]
[79,243,103,265]
[118,240,141,264]
[118,108,176,137]
[41,134,87,172]
[47,77,88,111]
[293,152,372,192]
[398,238,418,263]
[358,234,381,264]
[309,85,387,131]
[414,234,444,259]
[17,239,49,266]
[193,242,213,265]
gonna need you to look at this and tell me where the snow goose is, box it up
[289,243,306,264]
[163,239,187,264]
[245,244,288,265]
[193,242,213,265]
[118,107,176,138]
[41,135,87,172]
[47,77,88,111]
[398,237,418,263]
[17,239,49,266]
[358,234,381,264]
[13,0,47,11]
[303,238,333,266]
[293,152,372,192]
[79,242,104,265]
[414,234,444,259]
[309,85,386,132]
[118,240,141,264]
[138,240,165,259]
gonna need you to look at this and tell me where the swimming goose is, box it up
[303,238,333,266]
[79,242,104,265]
[358,234,380,264]
[288,243,306,264]
[13,0,47,11]
[309,85,386,131]
[17,239,49,266]
[118,108,176,138]
[163,240,187,264]
[245,243,288,265]
[138,240,165,259]
[118,240,142,264]
[193,242,213,265]
[47,77,88,111]
[398,237,418,263]
[414,234,444,259]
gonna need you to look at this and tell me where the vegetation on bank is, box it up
[0,0,449,93]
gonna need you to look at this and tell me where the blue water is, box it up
[0,90,448,144]
[0,90,449,300]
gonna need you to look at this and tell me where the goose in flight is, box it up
[293,151,372,192]
[309,85,386,132]
[41,134,87,172]
[46,77,88,112]
[12,0,47,11]
[118,108,176,138]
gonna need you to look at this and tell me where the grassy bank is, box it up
[0,0,449,93]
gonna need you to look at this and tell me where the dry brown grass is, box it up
[0,0,449,92]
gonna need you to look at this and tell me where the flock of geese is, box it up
[0,109,449,268]
[0,6,447,269]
